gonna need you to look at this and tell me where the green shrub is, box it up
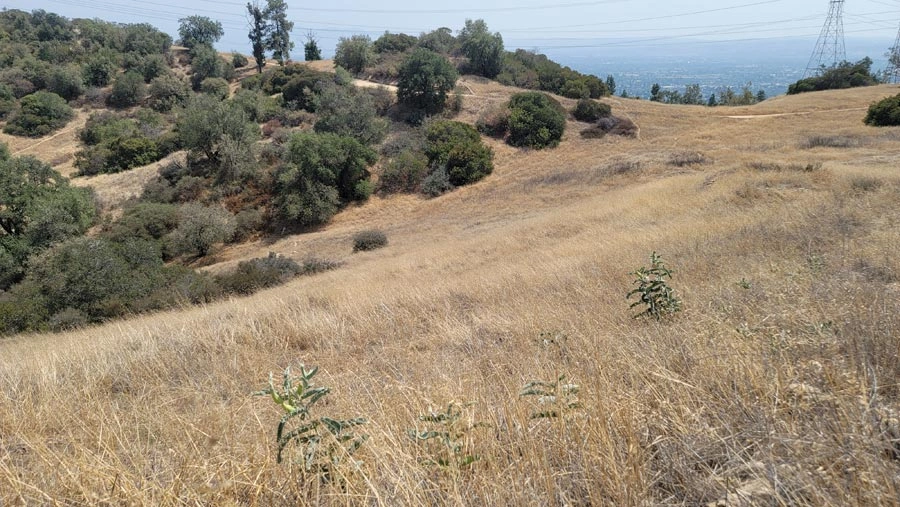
[313,83,388,145]
[274,132,377,226]
[218,252,302,294]
[107,71,146,108]
[373,32,418,54]
[865,93,900,126]
[506,92,566,149]
[148,74,190,112]
[788,58,878,95]
[396,48,458,116]
[458,19,504,79]
[424,120,493,186]
[233,208,265,241]
[166,203,236,257]
[352,229,388,252]
[232,51,249,68]
[46,64,84,101]
[572,99,611,122]
[3,91,74,137]
[82,54,117,87]
[334,34,373,74]
[380,150,429,193]
[498,49,608,98]
[200,77,230,100]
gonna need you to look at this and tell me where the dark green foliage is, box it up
[3,91,74,137]
[334,35,373,75]
[200,77,230,100]
[0,84,18,118]
[178,16,224,49]
[573,99,611,122]
[46,64,84,101]
[177,94,260,173]
[264,0,294,66]
[498,49,608,99]
[127,53,170,83]
[373,32,418,54]
[458,19,504,79]
[217,252,302,294]
[232,52,249,69]
[352,229,388,252]
[304,33,322,61]
[380,150,429,193]
[424,120,493,186]
[75,111,166,175]
[506,92,566,149]
[396,48,458,116]
[82,53,118,87]
[627,252,682,320]
[189,44,230,90]
[418,27,456,54]
[788,58,878,94]
[313,83,388,145]
[865,93,900,126]
[167,203,236,257]
[247,2,268,73]
[107,70,146,108]
[148,74,190,112]
[123,23,172,55]
[274,132,377,226]
[103,202,180,244]
[0,155,95,288]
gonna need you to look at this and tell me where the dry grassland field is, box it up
[2,79,900,505]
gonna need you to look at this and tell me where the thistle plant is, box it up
[627,251,682,320]
[408,402,486,469]
[255,365,368,482]
[520,375,581,419]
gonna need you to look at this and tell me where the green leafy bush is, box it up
[232,51,249,68]
[373,32,418,54]
[107,70,146,108]
[148,74,190,112]
[46,64,84,101]
[498,49,608,99]
[3,91,74,137]
[334,34,373,74]
[396,48,458,116]
[506,92,566,149]
[199,77,230,100]
[352,229,388,252]
[573,99,611,122]
[274,132,377,226]
[788,58,878,95]
[458,19,504,79]
[218,252,302,294]
[865,93,900,126]
[166,203,236,257]
[424,120,493,186]
[313,83,388,145]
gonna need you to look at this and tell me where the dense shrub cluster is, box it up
[506,92,566,149]
[74,110,172,175]
[787,58,878,95]
[424,120,494,186]
[273,132,377,226]
[3,91,74,137]
[864,93,900,126]
[498,49,608,99]
[352,230,388,252]
[572,99,611,122]
[396,48,458,116]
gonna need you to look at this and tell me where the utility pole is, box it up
[885,23,900,84]
[804,0,846,78]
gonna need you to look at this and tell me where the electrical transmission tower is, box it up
[804,0,846,78]
[885,23,900,84]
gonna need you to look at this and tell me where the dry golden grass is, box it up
[2,84,900,505]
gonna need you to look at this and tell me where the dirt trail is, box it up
[722,107,867,119]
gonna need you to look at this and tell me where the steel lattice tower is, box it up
[885,23,900,84]
[804,0,846,78]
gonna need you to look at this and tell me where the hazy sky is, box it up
[5,0,899,58]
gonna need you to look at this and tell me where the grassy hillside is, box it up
[2,68,900,505]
